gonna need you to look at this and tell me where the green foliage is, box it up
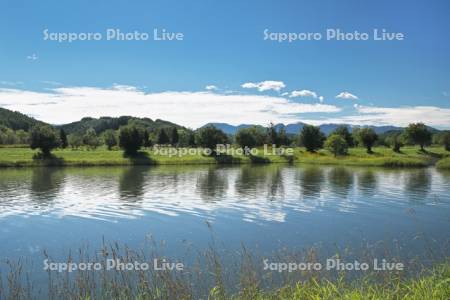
[357,127,378,153]
[434,131,450,151]
[300,125,325,152]
[82,128,100,150]
[170,127,179,146]
[277,127,290,146]
[68,134,83,149]
[157,128,170,145]
[143,130,153,148]
[325,134,348,156]
[30,125,60,156]
[405,123,432,150]
[195,125,228,154]
[59,129,68,149]
[0,107,44,131]
[119,125,145,155]
[386,132,406,152]
[266,122,279,146]
[332,126,354,147]
[179,130,196,147]
[101,129,117,150]
[60,116,185,136]
[236,126,266,149]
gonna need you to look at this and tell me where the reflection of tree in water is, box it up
[30,167,65,205]
[119,166,149,201]
[234,165,268,197]
[196,167,228,202]
[267,166,285,201]
[404,169,431,202]
[298,167,324,199]
[328,167,354,198]
[358,170,377,196]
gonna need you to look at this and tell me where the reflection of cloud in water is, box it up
[0,165,447,223]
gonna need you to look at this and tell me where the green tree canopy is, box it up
[357,128,378,153]
[119,125,145,155]
[332,126,354,147]
[325,134,348,157]
[195,125,228,154]
[102,129,117,150]
[30,125,60,156]
[405,123,432,151]
[299,125,325,152]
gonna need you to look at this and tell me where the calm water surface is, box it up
[0,165,449,261]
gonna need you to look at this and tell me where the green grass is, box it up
[237,263,450,300]
[436,157,450,169]
[0,146,448,168]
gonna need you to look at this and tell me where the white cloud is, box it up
[336,91,358,100]
[281,92,289,96]
[318,96,324,103]
[0,86,340,128]
[299,105,450,128]
[26,54,38,60]
[241,80,286,92]
[290,89,318,98]
[205,85,218,91]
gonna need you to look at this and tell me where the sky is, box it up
[0,0,449,129]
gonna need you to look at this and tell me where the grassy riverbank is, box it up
[0,146,448,168]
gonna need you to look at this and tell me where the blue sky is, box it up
[0,0,449,128]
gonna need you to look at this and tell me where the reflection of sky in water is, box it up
[0,166,448,224]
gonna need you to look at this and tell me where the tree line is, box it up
[9,121,450,157]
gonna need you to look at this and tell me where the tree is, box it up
[325,134,348,157]
[235,126,266,150]
[170,127,179,146]
[442,132,450,151]
[143,130,153,148]
[30,125,60,156]
[332,126,354,147]
[83,128,100,150]
[277,127,290,146]
[405,123,432,151]
[102,129,117,150]
[386,133,405,153]
[157,128,170,145]
[299,125,325,152]
[119,125,145,155]
[60,129,68,149]
[195,125,228,155]
[357,128,378,153]
[68,134,83,149]
[267,122,279,146]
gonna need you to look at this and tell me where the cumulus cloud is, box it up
[290,89,318,98]
[0,86,340,128]
[241,80,286,92]
[336,91,358,100]
[205,85,218,91]
[318,96,324,103]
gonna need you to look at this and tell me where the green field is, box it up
[0,146,448,168]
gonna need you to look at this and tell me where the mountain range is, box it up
[202,122,404,135]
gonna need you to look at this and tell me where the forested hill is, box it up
[58,116,187,135]
[0,107,45,131]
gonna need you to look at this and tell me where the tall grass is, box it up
[0,238,448,299]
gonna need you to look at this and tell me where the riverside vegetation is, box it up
[0,118,449,168]
[0,237,449,300]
